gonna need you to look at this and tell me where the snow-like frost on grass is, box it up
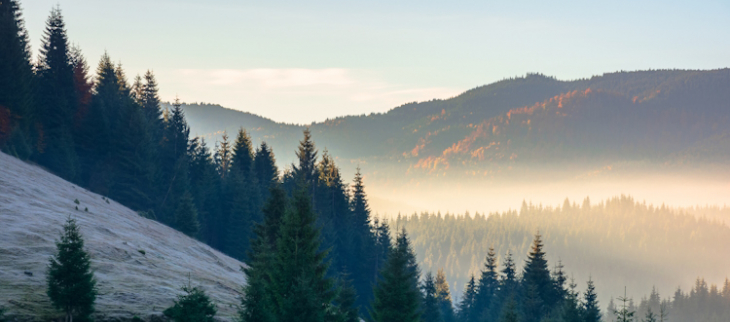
[0,152,246,321]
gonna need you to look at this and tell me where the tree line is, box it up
[1,1,385,313]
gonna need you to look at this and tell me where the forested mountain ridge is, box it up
[391,196,730,310]
[177,69,730,177]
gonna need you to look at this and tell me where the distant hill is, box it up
[173,69,730,178]
[0,152,245,321]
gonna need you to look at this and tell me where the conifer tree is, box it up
[369,228,421,322]
[271,184,335,322]
[642,309,656,322]
[349,166,378,310]
[174,192,200,238]
[254,142,279,200]
[583,278,601,322]
[225,128,260,260]
[141,70,163,140]
[69,45,92,134]
[458,275,478,322]
[163,282,217,322]
[288,128,318,196]
[239,185,287,322]
[435,269,456,322]
[499,299,519,322]
[36,6,79,181]
[557,278,582,322]
[373,218,392,280]
[0,0,35,158]
[47,217,97,322]
[423,272,444,322]
[334,275,360,322]
[521,232,553,322]
[613,289,635,322]
[475,247,498,321]
[157,98,192,224]
[188,138,221,245]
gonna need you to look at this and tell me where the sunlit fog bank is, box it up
[366,172,730,218]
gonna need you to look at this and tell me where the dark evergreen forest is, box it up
[1,2,728,322]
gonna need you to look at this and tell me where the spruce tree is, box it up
[583,278,601,322]
[499,299,519,322]
[174,192,200,238]
[423,272,444,322]
[287,128,318,196]
[521,232,553,322]
[0,0,35,159]
[36,6,79,181]
[163,282,217,322]
[373,218,392,281]
[239,185,287,322]
[188,138,221,246]
[271,184,335,322]
[458,275,478,322]
[475,247,498,321]
[369,229,421,322]
[334,275,360,322]
[157,98,192,224]
[642,309,656,322]
[47,217,97,322]
[435,269,456,322]
[254,142,279,200]
[557,278,582,322]
[613,289,635,322]
[141,70,163,140]
[225,128,260,260]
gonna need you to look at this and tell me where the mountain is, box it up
[0,152,245,321]
[174,69,730,178]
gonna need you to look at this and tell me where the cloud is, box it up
[161,68,462,123]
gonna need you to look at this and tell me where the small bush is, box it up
[138,249,146,256]
[74,199,80,205]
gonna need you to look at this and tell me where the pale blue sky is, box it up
[22,0,730,123]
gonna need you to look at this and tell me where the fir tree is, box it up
[0,0,35,158]
[521,232,553,322]
[583,278,601,322]
[36,6,78,181]
[373,218,392,281]
[157,98,192,224]
[458,275,478,322]
[163,282,217,322]
[174,192,200,238]
[435,269,456,322]
[47,217,97,322]
[499,299,519,322]
[141,70,163,140]
[287,128,318,197]
[423,272,444,322]
[475,247,498,321]
[369,229,421,322]
[557,278,582,322]
[254,142,279,200]
[271,184,335,322]
[334,275,360,322]
[188,138,221,245]
[642,309,656,322]
[239,185,287,322]
[614,289,635,322]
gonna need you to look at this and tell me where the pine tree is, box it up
[271,184,335,322]
[163,282,217,322]
[423,272,444,322]
[47,217,97,322]
[458,275,478,322]
[435,269,456,322]
[369,228,421,322]
[583,278,601,322]
[36,6,79,181]
[0,0,35,159]
[174,192,200,238]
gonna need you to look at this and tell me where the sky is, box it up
[22,0,730,124]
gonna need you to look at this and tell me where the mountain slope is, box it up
[0,152,246,321]
[176,69,730,177]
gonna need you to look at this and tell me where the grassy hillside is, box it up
[0,152,246,321]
